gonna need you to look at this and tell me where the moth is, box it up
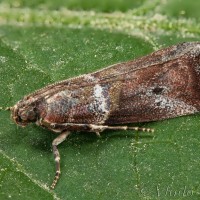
[10,42,200,189]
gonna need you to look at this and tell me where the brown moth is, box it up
[10,42,200,189]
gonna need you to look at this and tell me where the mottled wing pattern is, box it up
[27,42,197,100]
[101,43,200,124]
[104,53,200,124]
[25,42,200,125]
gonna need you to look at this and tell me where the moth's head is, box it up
[10,100,37,127]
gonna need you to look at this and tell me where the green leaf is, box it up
[0,1,200,199]
[2,0,146,12]
[0,149,53,200]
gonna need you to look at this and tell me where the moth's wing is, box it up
[43,42,200,125]
[26,42,199,101]
[92,42,200,83]
[104,47,200,124]
[28,42,200,125]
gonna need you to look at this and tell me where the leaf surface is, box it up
[0,1,200,199]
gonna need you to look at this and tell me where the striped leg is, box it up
[89,124,154,135]
[105,125,154,132]
[51,131,71,189]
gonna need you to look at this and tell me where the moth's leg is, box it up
[89,124,154,136]
[51,131,71,189]
[106,125,154,132]
[40,119,153,138]
[42,121,154,137]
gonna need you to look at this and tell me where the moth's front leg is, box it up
[51,131,71,189]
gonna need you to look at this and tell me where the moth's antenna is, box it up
[5,107,13,111]
[0,106,13,111]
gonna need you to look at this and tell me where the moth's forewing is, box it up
[104,55,200,124]
[25,42,200,126]
[27,42,197,100]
